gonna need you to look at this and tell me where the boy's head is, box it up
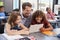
[0,6,4,12]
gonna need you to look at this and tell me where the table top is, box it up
[0,32,60,40]
[48,19,57,23]
[54,16,60,18]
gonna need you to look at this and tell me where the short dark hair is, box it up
[13,9,20,11]
[0,6,4,8]
[22,2,32,10]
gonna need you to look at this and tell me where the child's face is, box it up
[48,8,51,13]
[35,16,42,23]
[15,16,21,24]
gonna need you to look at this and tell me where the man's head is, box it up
[0,6,4,12]
[22,2,32,17]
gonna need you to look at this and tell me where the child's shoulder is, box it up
[5,23,11,26]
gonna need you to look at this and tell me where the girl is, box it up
[46,7,55,20]
[31,10,53,32]
[5,12,29,35]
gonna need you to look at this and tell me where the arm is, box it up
[18,23,29,31]
[40,23,53,32]
[5,23,29,35]
[43,23,53,31]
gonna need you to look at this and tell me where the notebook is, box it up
[42,31,55,36]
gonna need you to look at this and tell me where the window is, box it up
[39,0,53,13]
[13,0,19,9]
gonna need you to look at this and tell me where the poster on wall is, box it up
[0,2,4,6]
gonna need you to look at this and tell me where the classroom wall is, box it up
[4,0,13,12]
[0,0,13,12]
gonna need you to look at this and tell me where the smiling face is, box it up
[23,6,32,17]
[35,16,42,23]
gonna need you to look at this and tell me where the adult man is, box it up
[21,2,32,28]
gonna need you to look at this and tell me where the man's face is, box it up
[23,6,32,17]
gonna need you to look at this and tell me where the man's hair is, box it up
[22,2,32,10]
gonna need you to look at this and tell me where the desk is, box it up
[48,19,58,28]
[48,19,60,28]
[54,16,60,18]
[54,16,60,20]
[0,32,60,40]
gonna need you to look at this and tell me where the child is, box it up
[46,7,55,20]
[5,12,29,35]
[31,10,53,32]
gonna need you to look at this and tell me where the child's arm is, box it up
[44,23,53,31]
[18,23,29,31]
[5,23,29,35]
[40,23,53,32]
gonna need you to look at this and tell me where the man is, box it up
[21,2,32,28]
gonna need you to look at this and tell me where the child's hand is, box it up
[21,30,29,35]
[40,27,45,32]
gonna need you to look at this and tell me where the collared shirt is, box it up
[21,14,32,28]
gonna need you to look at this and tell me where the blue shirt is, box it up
[0,12,6,20]
[0,12,5,17]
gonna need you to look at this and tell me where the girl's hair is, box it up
[7,12,21,26]
[32,10,49,28]
[32,10,47,23]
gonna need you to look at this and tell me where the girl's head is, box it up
[46,7,51,13]
[32,10,46,23]
[8,12,21,26]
